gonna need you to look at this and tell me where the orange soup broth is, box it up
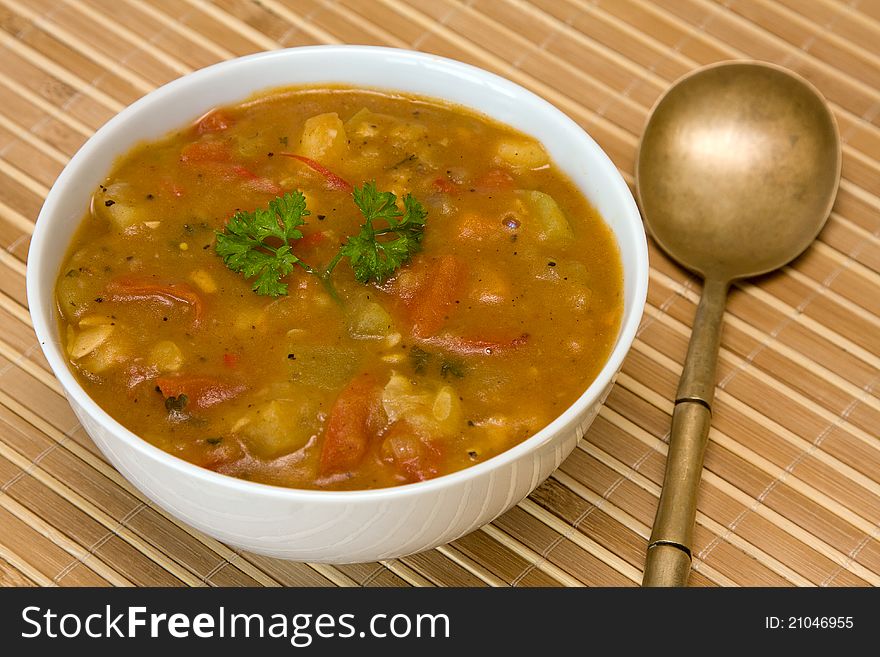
[55,86,624,490]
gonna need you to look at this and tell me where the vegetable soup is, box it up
[55,86,624,490]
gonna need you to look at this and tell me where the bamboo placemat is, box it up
[0,0,878,588]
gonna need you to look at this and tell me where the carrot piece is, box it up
[179,140,231,163]
[455,212,503,241]
[319,374,379,475]
[106,277,204,326]
[195,110,234,135]
[414,332,529,355]
[407,255,467,338]
[278,153,353,192]
[155,375,246,409]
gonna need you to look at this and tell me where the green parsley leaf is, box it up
[215,191,310,297]
[338,181,427,284]
[215,182,427,297]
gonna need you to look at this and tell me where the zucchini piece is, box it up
[517,190,575,245]
[287,343,360,390]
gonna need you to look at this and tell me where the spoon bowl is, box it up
[636,61,841,586]
[637,61,841,282]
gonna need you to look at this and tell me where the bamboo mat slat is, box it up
[0,0,878,588]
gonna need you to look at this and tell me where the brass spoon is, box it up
[635,61,841,586]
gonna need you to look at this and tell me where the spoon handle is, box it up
[642,277,729,586]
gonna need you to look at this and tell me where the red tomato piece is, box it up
[179,140,231,163]
[406,255,467,338]
[106,277,204,326]
[228,164,283,195]
[380,421,443,483]
[155,375,246,409]
[319,374,380,476]
[195,110,235,135]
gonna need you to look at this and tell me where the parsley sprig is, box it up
[215,193,310,297]
[214,181,427,297]
[327,181,427,285]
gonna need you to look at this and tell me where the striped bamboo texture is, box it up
[0,0,878,588]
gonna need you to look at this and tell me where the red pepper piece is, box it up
[278,153,353,192]
[413,332,529,356]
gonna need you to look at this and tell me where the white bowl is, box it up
[27,46,648,563]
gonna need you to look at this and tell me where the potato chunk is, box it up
[149,341,184,372]
[68,324,114,360]
[92,182,149,230]
[68,322,128,374]
[297,112,348,162]
[495,138,549,169]
[382,373,462,437]
[234,398,320,459]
